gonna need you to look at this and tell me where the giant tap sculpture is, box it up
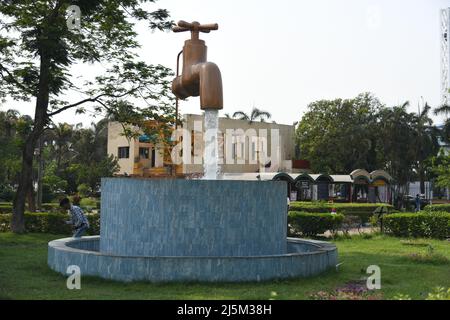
[172,20,223,110]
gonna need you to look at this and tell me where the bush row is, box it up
[0,213,100,235]
[0,201,100,214]
[383,212,450,239]
[288,201,393,223]
[424,204,450,213]
[288,212,344,237]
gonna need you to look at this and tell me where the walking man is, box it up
[60,197,90,238]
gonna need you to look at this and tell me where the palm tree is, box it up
[434,103,450,142]
[232,107,272,123]
[413,102,440,194]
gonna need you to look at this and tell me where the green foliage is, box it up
[288,212,344,236]
[0,233,449,299]
[424,204,450,213]
[296,93,383,173]
[430,150,450,189]
[289,201,393,223]
[426,287,450,300]
[405,251,449,265]
[77,184,90,198]
[395,287,450,300]
[296,95,439,194]
[0,110,32,188]
[0,203,12,214]
[0,0,176,231]
[43,162,68,197]
[0,185,15,202]
[383,212,450,239]
[0,212,100,235]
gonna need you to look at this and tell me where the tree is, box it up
[232,108,272,123]
[431,150,450,190]
[0,1,175,233]
[0,109,22,188]
[376,103,417,205]
[296,93,383,173]
[434,103,450,142]
[411,103,439,194]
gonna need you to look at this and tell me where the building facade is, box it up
[107,114,298,177]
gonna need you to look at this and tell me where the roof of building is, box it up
[222,169,392,184]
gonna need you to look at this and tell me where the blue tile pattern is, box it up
[47,178,338,282]
[100,179,287,257]
[48,237,338,282]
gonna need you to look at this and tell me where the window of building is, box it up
[151,148,156,167]
[251,141,257,162]
[118,147,130,159]
[139,147,150,159]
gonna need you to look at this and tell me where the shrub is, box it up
[0,185,15,202]
[77,184,90,198]
[288,202,393,224]
[79,197,100,212]
[0,212,100,235]
[424,204,450,213]
[383,212,450,239]
[0,203,13,214]
[288,211,344,236]
[394,287,450,300]
[42,184,55,203]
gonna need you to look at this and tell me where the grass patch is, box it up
[0,233,448,300]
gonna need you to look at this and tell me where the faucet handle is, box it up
[172,26,190,33]
[173,20,219,34]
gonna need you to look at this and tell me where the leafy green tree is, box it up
[42,161,68,200]
[0,1,175,232]
[431,150,450,190]
[376,103,417,203]
[411,103,440,194]
[296,93,383,173]
[71,155,119,193]
[0,109,34,203]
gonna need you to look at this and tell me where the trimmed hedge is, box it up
[0,204,12,214]
[0,212,100,235]
[288,202,393,224]
[288,211,344,237]
[0,201,99,214]
[383,212,450,239]
[424,204,450,213]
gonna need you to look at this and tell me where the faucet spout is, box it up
[172,62,223,110]
[171,21,223,111]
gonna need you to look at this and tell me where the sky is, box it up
[1,0,450,126]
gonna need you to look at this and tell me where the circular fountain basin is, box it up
[48,178,338,282]
[48,236,337,282]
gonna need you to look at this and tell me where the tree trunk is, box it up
[12,137,35,233]
[11,54,50,233]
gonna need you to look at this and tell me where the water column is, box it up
[203,109,220,180]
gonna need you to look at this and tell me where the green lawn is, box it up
[0,232,448,300]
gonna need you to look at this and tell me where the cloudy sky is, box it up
[2,0,449,126]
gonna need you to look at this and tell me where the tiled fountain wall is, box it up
[99,178,288,257]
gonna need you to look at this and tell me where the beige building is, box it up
[107,114,297,177]
[107,121,167,177]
